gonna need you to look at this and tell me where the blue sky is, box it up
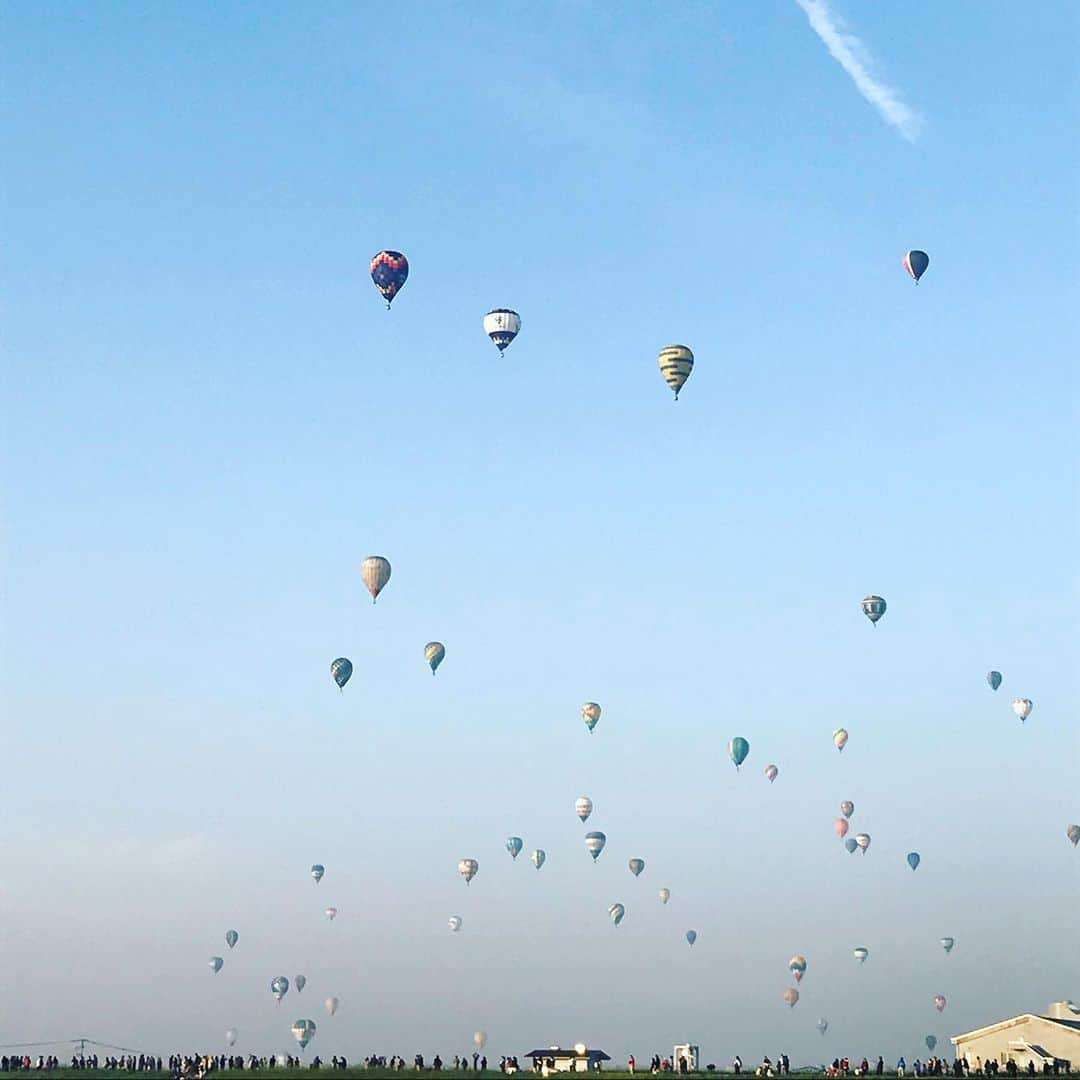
[2,0,1076,1066]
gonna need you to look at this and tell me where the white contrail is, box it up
[794,0,923,141]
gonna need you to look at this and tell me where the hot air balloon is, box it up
[1012,698,1033,722]
[311,864,325,883]
[854,832,871,853]
[330,658,352,691]
[729,736,750,769]
[835,819,850,839]
[295,975,307,993]
[370,250,408,308]
[658,345,695,400]
[844,838,858,853]
[575,797,593,822]
[833,728,849,752]
[506,837,524,860]
[987,670,1002,691]
[226,1030,238,1048]
[628,858,645,877]
[783,988,800,1009]
[907,852,921,871]
[765,764,779,783]
[325,997,339,1017]
[903,250,930,283]
[926,1037,937,1052]
[582,702,601,733]
[853,947,869,964]
[608,903,625,926]
[862,595,887,625]
[209,956,223,974]
[934,995,946,1013]
[291,1020,316,1050]
[360,556,391,603]
[272,976,290,1002]
[474,1032,488,1050]
[425,642,445,674]
[448,916,463,932]
[225,930,238,949]
[458,858,478,884]
[530,849,546,870]
[585,832,607,861]
[817,1019,828,1037]
[1067,825,1080,848]
[940,937,955,954]
[659,888,671,904]
[483,309,521,354]
[841,801,855,819]
[324,907,338,921]
[789,955,807,983]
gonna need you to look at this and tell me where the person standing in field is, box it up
[629,1057,636,1074]
[734,1058,742,1076]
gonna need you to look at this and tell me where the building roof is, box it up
[952,1014,1080,1045]
[1041,1017,1080,1031]
[524,1049,612,1061]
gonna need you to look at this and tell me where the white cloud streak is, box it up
[794,0,923,141]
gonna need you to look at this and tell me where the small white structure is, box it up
[525,1046,611,1073]
[951,1001,1080,1070]
[673,1045,700,1072]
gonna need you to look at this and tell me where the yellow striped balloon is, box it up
[658,345,694,400]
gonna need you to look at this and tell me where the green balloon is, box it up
[728,737,750,769]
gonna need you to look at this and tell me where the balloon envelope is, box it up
[458,858,479,884]
[903,250,930,282]
[425,642,445,674]
[854,833,871,853]
[360,556,391,603]
[817,1020,828,1036]
[226,1030,238,1048]
[448,916,463,932]
[861,595,887,624]
[833,728,849,752]
[225,930,238,949]
[907,852,921,871]
[840,801,855,818]
[209,956,223,974]
[686,930,697,946]
[783,988,799,1008]
[1012,698,1033,722]
[844,838,858,853]
[311,864,325,883]
[272,976,290,1001]
[295,975,307,993]
[934,995,947,1013]
[608,903,625,926]
[575,796,593,822]
[765,764,779,783]
[987,670,1002,691]
[658,344,694,399]
[325,997,339,1017]
[483,309,521,354]
[926,1037,937,1052]
[474,1032,488,1050]
[291,1020,316,1050]
[789,955,807,977]
[324,907,337,920]
[628,858,645,877]
[582,702,601,732]
[1067,825,1080,847]
[530,849,546,870]
[728,736,750,769]
[330,658,352,690]
[506,836,524,859]
[853,947,869,963]
[659,888,671,904]
[940,937,955,953]
[835,818,849,839]
[585,832,607,860]
[370,250,408,306]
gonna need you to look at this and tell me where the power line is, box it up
[0,1037,145,1054]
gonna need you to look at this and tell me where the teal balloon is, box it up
[926,1037,937,1052]
[987,670,1002,691]
[728,737,750,769]
[844,838,858,853]
[506,836,523,859]
[225,930,238,949]
[685,930,697,946]
[907,852,921,871]
[330,658,352,690]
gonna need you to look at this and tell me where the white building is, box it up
[524,1046,612,1073]
[951,1001,1080,1070]
[673,1045,700,1072]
